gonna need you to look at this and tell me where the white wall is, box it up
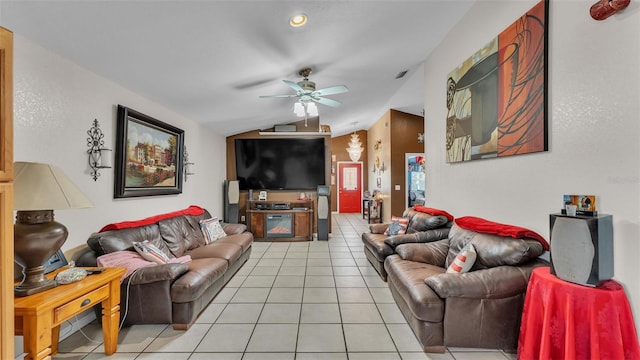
[12,35,228,358]
[424,0,640,333]
[367,111,392,222]
[13,34,228,254]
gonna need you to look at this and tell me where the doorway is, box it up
[337,162,363,213]
[406,153,426,208]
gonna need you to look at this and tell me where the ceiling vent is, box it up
[395,70,408,79]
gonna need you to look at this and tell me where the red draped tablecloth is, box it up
[518,267,640,359]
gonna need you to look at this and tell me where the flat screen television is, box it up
[235,138,326,190]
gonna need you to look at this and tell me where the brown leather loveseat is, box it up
[362,207,451,280]
[75,206,253,330]
[384,217,549,353]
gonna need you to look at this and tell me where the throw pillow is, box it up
[200,217,227,244]
[133,240,171,265]
[384,216,409,236]
[446,243,477,274]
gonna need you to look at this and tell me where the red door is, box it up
[338,162,362,213]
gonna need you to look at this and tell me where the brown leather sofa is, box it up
[384,221,548,353]
[75,208,252,330]
[362,208,451,280]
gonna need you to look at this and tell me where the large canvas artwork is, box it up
[446,0,548,163]
[114,105,184,198]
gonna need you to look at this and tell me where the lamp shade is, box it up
[307,102,318,117]
[294,102,305,117]
[14,162,94,210]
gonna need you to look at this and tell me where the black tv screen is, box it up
[235,138,326,190]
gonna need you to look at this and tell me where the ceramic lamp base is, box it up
[14,210,68,297]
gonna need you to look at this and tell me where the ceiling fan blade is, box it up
[259,94,298,98]
[313,85,348,97]
[312,96,342,107]
[283,80,306,94]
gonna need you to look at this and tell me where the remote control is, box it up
[85,268,105,275]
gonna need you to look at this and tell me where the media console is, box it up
[247,200,314,241]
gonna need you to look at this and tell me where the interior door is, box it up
[406,153,426,208]
[338,162,362,213]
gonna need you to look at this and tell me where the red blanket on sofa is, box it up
[455,216,549,250]
[412,205,454,221]
[99,205,205,232]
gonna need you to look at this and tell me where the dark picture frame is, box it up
[114,105,184,198]
[445,0,548,163]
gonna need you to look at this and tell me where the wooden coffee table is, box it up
[14,267,125,360]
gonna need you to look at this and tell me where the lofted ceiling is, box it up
[1,1,474,137]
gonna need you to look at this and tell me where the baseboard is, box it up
[58,308,97,341]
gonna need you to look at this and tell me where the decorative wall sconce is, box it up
[86,119,112,181]
[373,139,382,151]
[372,156,385,174]
[184,146,195,182]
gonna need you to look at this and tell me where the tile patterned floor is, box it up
[52,213,516,360]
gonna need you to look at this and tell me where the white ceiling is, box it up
[1,1,474,137]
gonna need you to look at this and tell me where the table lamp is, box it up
[13,162,93,297]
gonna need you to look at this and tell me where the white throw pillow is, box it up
[446,243,477,274]
[200,217,227,244]
[132,240,171,265]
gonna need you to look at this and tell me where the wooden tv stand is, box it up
[247,200,313,241]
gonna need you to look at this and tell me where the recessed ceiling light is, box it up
[289,13,308,27]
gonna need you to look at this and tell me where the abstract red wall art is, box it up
[446,0,548,163]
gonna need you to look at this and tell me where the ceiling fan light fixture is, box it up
[293,101,318,118]
[307,102,318,116]
[289,13,308,27]
[294,102,306,117]
[261,67,347,114]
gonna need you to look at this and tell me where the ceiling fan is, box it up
[260,67,349,109]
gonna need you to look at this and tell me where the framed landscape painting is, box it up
[114,105,184,198]
[446,0,548,163]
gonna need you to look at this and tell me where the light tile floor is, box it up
[52,213,516,360]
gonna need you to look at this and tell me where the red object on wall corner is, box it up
[590,0,631,20]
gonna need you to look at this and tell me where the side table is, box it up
[14,267,126,360]
[518,267,640,359]
[362,198,383,224]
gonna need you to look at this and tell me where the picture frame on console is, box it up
[114,105,184,198]
[562,194,597,216]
